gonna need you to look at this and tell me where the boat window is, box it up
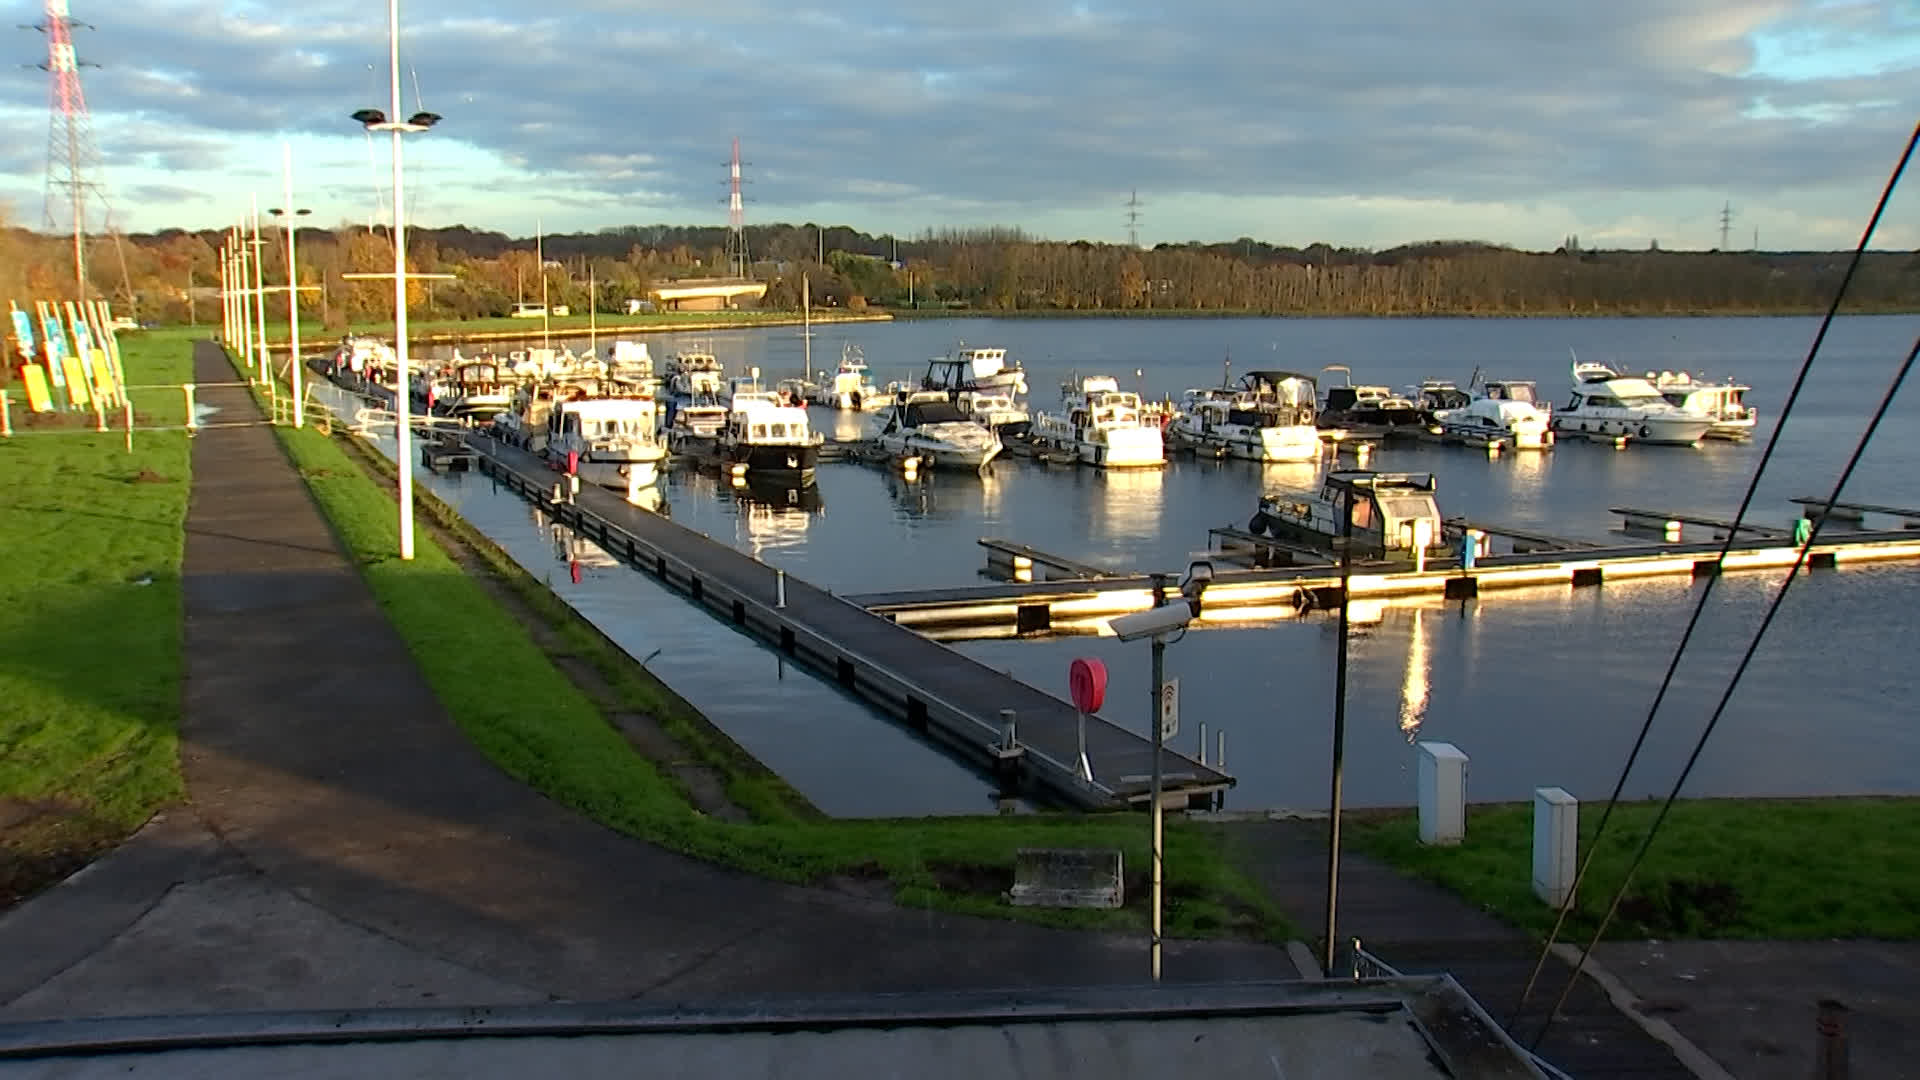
[1587,394,1621,408]
[1662,392,1688,407]
[753,424,768,439]
[1565,394,1583,411]
[1351,499,1374,529]
[770,423,787,438]
[1382,497,1433,521]
[1506,383,1536,403]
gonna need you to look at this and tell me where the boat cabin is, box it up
[1255,470,1446,560]
[1481,380,1540,405]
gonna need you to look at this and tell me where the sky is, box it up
[0,0,1916,251]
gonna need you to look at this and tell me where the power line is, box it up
[1512,118,1919,1045]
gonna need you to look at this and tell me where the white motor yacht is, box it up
[442,359,514,422]
[668,348,725,398]
[1552,361,1714,446]
[1431,378,1554,450]
[938,345,1028,397]
[1167,369,1321,462]
[872,390,1003,472]
[543,392,668,491]
[1029,375,1165,468]
[813,344,887,410]
[1652,371,1757,440]
[665,395,729,456]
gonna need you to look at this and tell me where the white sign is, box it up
[1159,678,1180,740]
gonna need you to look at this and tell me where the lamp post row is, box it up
[215,0,440,562]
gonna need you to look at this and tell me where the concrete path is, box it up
[0,340,1290,1024]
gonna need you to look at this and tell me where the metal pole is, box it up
[389,0,415,561]
[1149,571,1170,982]
[1815,999,1849,1080]
[1323,486,1355,975]
[218,250,229,344]
[183,383,196,433]
[283,141,304,428]
[251,197,268,386]
[236,230,253,370]
[776,568,787,608]
[803,273,811,382]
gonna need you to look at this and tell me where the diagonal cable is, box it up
[1532,328,1920,1050]
[1509,117,1920,1028]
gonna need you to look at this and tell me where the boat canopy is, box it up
[905,401,969,426]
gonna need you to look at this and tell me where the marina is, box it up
[333,314,1920,813]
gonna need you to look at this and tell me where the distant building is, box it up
[649,277,769,312]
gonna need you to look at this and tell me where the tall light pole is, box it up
[350,0,442,561]
[249,195,269,386]
[1323,476,1358,975]
[1149,572,1169,981]
[269,141,313,428]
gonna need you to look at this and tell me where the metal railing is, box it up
[1344,939,1573,1080]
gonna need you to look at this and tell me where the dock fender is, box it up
[1639,424,1652,439]
[1248,514,1266,535]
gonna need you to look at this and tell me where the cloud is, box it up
[11,0,1917,247]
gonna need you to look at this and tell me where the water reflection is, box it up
[1093,467,1165,540]
[1399,607,1430,742]
[728,479,822,560]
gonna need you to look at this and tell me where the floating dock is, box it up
[843,510,1920,638]
[465,436,1231,811]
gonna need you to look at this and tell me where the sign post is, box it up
[1159,677,1180,741]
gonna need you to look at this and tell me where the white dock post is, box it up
[182,383,197,434]
[1416,741,1468,846]
[776,568,787,609]
[0,390,10,438]
[1216,729,1225,770]
[568,474,581,503]
[1000,708,1017,750]
[1532,787,1578,907]
[1197,720,1208,766]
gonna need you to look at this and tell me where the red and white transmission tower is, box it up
[724,136,750,279]
[28,0,111,302]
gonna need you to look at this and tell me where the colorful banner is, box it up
[66,301,97,387]
[95,300,127,391]
[36,303,66,389]
[8,304,32,362]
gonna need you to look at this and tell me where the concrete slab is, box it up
[1594,939,1920,1080]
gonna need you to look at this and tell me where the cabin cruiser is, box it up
[1248,470,1448,561]
[326,336,396,383]
[934,345,1027,397]
[1166,369,1320,462]
[442,359,515,422]
[1552,361,1714,446]
[872,390,1003,472]
[664,394,729,456]
[1652,371,1757,440]
[1029,375,1165,468]
[667,347,725,398]
[717,385,824,482]
[1317,366,1425,437]
[544,393,668,491]
[813,344,887,410]
[920,352,1031,435]
[1429,378,1554,449]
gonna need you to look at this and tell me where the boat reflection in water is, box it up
[1399,607,1431,742]
[1092,465,1164,540]
[731,475,822,560]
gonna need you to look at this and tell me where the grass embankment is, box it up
[0,328,198,907]
[260,369,1287,941]
[1349,798,1920,940]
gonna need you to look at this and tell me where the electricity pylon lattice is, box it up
[724,136,750,279]
[28,0,113,302]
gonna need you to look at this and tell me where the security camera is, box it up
[1108,603,1194,643]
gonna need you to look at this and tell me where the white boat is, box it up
[542,392,668,491]
[606,340,654,380]
[872,390,1003,472]
[812,344,887,410]
[1652,371,1757,440]
[1167,369,1321,462]
[1430,378,1554,450]
[668,347,725,398]
[326,336,395,382]
[717,383,824,482]
[939,345,1027,397]
[1030,375,1165,468]
[920,353,1031,435]
[664,395,729,456]
[1318,366,1425,437]
[442,359,514,422]
[1552,361,1714,446]
[1249,470,1448,561]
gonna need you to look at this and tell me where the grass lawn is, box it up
[1348,798,1920,940]
[0,328,197,906]
[257,364,1285,942]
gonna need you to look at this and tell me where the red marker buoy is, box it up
[1068,657,1107,714]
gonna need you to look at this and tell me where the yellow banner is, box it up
[21,365,53,412]
[60,352,90,407]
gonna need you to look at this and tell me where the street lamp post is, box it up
[269,141,313,428]
[350,0,442,562]
[1323,476,1358,975]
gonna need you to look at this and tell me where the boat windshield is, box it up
[906,402,968,425]
[584,418,643,437]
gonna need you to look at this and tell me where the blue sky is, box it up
[1,0,1916,250]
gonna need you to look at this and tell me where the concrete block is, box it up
[1007,848,1123,909]
[1533,787,1578,908]
[1416,742,1468,846]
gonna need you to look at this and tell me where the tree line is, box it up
[4,211,1916,325]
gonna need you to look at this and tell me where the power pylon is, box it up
[1125,189,1143,248]
[724,136,750,278]
[1718,200,1734,251]
[26,0,112,302]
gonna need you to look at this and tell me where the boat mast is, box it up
[537,218,549,350]
[588,263,597,356]
[802,272,811,382]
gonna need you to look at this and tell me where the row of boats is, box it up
[319,334,1758,504]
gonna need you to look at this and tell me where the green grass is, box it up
[254,364,1286,940]
[1349,798,1920,940]
[0,328,197,904]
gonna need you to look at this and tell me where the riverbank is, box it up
[249,352,1289,941]
[0,329,196,909]
[1348,797,1920,940]
[255,309,891,351]
[884,305,1920,319]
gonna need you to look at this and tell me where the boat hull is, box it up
[724,441,821,481]
[1552,413,1712,446]
[880,435,1002,472]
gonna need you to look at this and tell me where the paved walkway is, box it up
[0,341,1291,1023]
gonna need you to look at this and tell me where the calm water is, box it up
[406,316,1920,811]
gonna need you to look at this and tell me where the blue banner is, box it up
[9,306,32,360]
[37,303,66,388]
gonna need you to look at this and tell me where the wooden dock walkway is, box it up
[466,435,1231,810]
[1792,496,1920,528]
[977,538,1119,581]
